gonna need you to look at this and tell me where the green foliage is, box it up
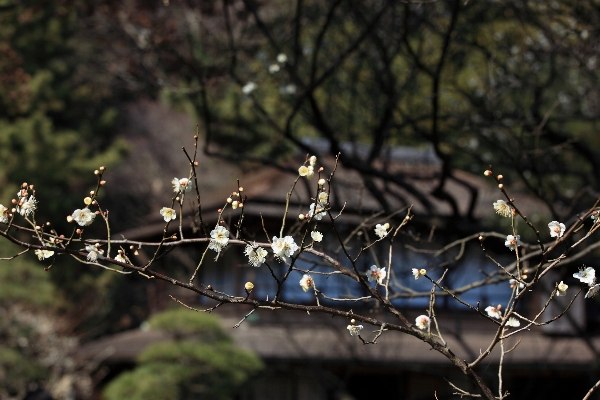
[103,309,263,400]
[147,308,230,342]
[0,347,48,398]
[0,243,54,308]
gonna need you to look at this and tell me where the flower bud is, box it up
[94,170,99,175]
[350,319,356,324]
[194,161,199,166]
[84,197,92,205]
[90,191,95,196]
[238,187,244,192]
[99,166,105,171]
[299,214,305,220]
[67,216,74,223]
[318,178,326,186]
[232,201,239,209]
[100,180,106,185]
[227,197,233,203]
[498,184,504,189]
[76,229,82,235]
[238,202,243,208]
[497,174,503,180]
[484,170,492,176]
[245,282,254,291]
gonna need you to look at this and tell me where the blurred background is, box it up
[1,0,600,399]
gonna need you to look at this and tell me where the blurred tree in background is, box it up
[90,0,600,225]
[103,309,263,400]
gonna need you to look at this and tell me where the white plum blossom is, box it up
[412,268,426,280]
[209,226,230,253]
[268,63,280,73]
[35,249,54,260]
[347,324,363,336]
[505,235,521,251]
[86,245,103,262]
[586,284,600,299]
[276,53,287,63]
[271,236,298,262]
[493,200,512,217]
[18,195,37,216]
[317,191,328,205]
[0,204,8,223]
[548,221,566,238]
[509,279,525,290]
[115,253,127,263]
[72,208,95,226]
[415,315,430,330]
[241,82,257,94]
[573,266,596,285]
[485,305,502,319]
[311,231,323,242]
[299,274,313,292]
[308,203,326,221]
[279,84,297,95]
[160,207,177,222]
[298,166,309,176]
[172,177,192,193]
[556,281,568,297]
[374,223,389,239]
[244,243,268,267]
[506,317,521,327]
[367,265,386,285]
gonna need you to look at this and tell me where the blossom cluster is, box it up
[209,225,230,253]
[271,236,298,262]
[573,266,600,298]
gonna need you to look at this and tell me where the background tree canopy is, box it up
[89,0,600,225]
